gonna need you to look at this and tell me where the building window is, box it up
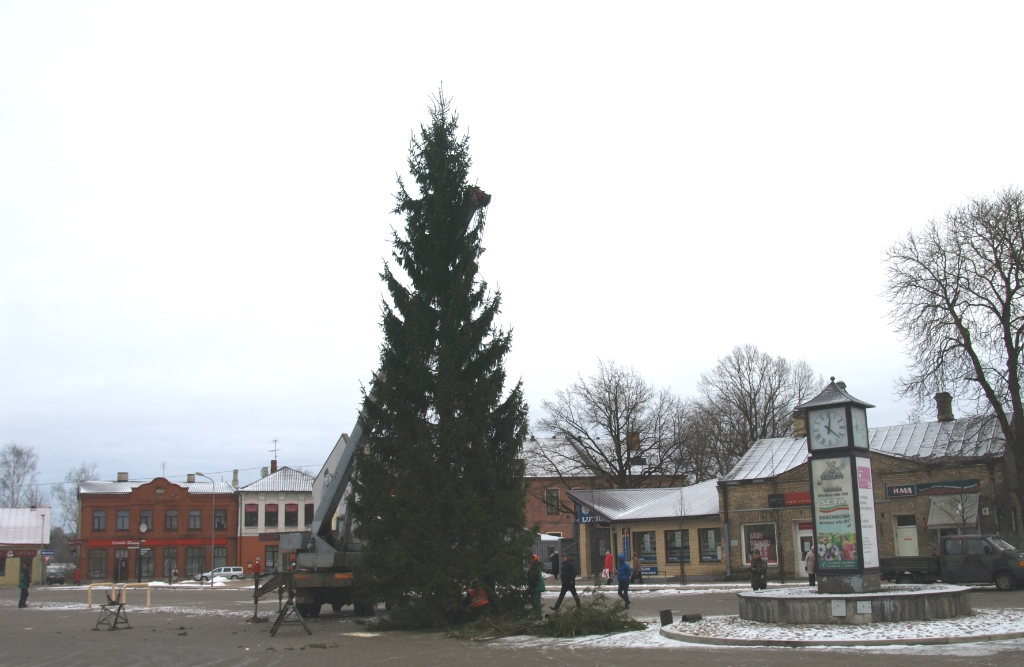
[138,548,154,578]
[245,504,259,527]
[88,549,108,579]
[265,545,279,569]
[284,504,298,527]
[92,510,106,531]
[165,510,178,530]
[214,509,227,530]
[742,523,778,564]
[189,509,202,530]
[185,547,206,576]
[140,510,153,531]
[114,549,129,581]
[545,489,560,515]
[635,531,657,563]
[665,530,690,563]
[265,504,279,527]
[0,556,5,577]
[116,510,130,531]
[698,528,722,562]
[214,547,227,569]
[163,548,178,578]
[305,503,314,526]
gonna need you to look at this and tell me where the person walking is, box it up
[550,554,581,610]
[749,549,768,591]
[549,550,560,580]
[18,567,31,608]
[630,553,643,584]
[616,554,632,609]
[805,548,816,586]
[253,558,262,588]
[603,550,614,584]
[74,568,81,586]
[528,554,545,619]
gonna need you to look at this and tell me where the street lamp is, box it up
[195,473,216,587]
[40,511,46,585]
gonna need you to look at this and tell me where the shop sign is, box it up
[811,457,858,570]
[6,550,37,558]
[856,457,879,569]
[886,484,916,498]
[916,480,981,496]
[641,566,658,576]
[785,492,811,506]
[577,505,609,524]
[768,494,785,508]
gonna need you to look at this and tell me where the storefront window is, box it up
[163,548,178,578]
[185,547,206,576]
[743,523,778,564]
[245,504,259,527]
[698,528,722,561]
[138,548,154,578]
[284,504,298,527]
[214,547,227,569]
[88,549,107,579]
[665,530,690,563]
[635,531,657,563]
[305,503,314,526]
[265,545,279,569]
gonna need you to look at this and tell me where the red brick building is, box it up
[78,474,238,582]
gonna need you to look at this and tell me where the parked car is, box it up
[194,566,246,581]
[46,572,65,585]
[880,535,1024,591]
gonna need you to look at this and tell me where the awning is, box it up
[926,494,979,529]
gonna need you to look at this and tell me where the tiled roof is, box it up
[79,480,236,494]
[567,479,720,521]
[0,507,52,545]
[239,467,314,493]
[721,415,1004,483]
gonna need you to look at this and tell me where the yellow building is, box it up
[0,507,51,586]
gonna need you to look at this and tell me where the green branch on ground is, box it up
[447,593,646,640]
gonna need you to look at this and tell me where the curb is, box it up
[659,626,1024,647]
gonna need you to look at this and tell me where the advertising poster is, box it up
[811,456,858,569]
[743,523,778,564]
[856,456,879,568]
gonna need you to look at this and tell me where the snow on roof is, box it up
[0,507,52,546]
[239,467,313,493]
[721,415,1005,483]
[79,480,236,494]
[567,479,720,521]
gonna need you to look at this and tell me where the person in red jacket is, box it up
[604,551,614,584]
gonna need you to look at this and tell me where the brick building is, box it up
[718,400,1012,581]
[237,463,314,574]
[78,474,237,582]
[568,480,724,582]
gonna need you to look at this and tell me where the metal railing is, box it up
[87,582,151,608]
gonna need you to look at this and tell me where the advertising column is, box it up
[811,457,858,570]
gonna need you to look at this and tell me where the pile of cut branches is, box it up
[448,593,645,640]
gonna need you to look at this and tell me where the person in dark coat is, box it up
[616,554,632,609]
[749,549,768,590]
[549,550,560,580]
[550,554,581,610]
[18,568,31,608]
[528,554,545,619]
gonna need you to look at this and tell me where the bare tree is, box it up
[534,360,691,488]
[51,462,98,536]
[690,345,822,475]
[884,187,1024,534]
[0,443,47,507]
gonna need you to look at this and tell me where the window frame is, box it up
[545,489,560,515]
[116,509,130,531]
[165,510,178,530]
[635,530,658,563]
[163,548,178,578]
[92,510,106,531]
[188,509,202,530]
[698,527,722,562]
[214,509,227,530]
[245,504,259,528]
[265,504,279,528]
[665,529,690,563]
[284,503,299,527]
[304,503,314,526]
[742,522,779,565]
[88,549,108,579]
[140,510,153,531]
[185,547,206,576]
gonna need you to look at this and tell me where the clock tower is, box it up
[798,378,881,594]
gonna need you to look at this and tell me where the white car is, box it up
[195,566,245,581]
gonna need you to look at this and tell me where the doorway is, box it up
[894,515,919,557]
[794,522,814,577]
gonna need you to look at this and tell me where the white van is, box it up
[195,566,245,581]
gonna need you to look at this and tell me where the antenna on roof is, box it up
[270,439,279,459]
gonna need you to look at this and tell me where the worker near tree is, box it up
[527,554,545,619]
[18,567,30,608]
[550,554,580,611]
[749,549,768,590]
[466,584,490,617]
[549,550,559,580]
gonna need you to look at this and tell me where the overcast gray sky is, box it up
[2,2,1023,493]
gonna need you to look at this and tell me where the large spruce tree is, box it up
[350,95,532,626]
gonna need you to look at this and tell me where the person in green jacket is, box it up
[749,549,768,591]
[527,554,546,619]
[18,568,31,608]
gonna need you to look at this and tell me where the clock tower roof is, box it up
[798,377,875,411]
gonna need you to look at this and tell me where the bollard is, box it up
[659,609,673,626]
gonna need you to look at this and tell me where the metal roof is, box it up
[721,415,1005,483]
[239,467,314,493]
[567,479,720,521]
[798,379,875,410]
[79,480,236,495]
[0,507,52,546]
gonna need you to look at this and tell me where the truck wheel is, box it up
[296,603,321,618]
[994,571,1015,591]
[331,603,342,612]
[353,600,376,617]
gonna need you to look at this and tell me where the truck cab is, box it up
[938,535,1024,590]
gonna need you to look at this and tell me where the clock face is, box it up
[809,408,847,450]
[850,407,868,448]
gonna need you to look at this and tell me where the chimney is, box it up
[232,469,239,488]
[186,473,196,483]
[116,472,129,482]
[792,408,807,438]
[627,431,640,451]
[270,459,278,474]
[261,467,268,478]
[935,392,955,422]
